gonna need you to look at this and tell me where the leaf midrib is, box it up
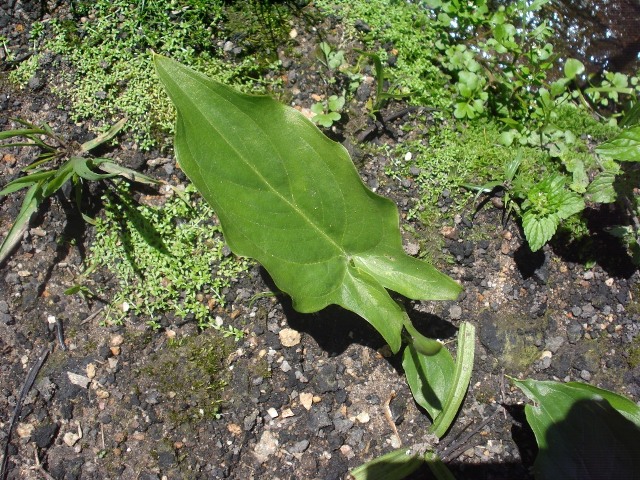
[174,69,349,262]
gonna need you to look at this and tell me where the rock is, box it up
[32,422,59,448]
[567,323,583,343]
[27,75,44,91]
[254,430,279,463]
[355,411,370,423]
[449,305,463,320]
[287,439,309,454]
[279,328,301,347]
[313,364,338,393]
[67,372,91,389]
[16,422,34,439]
[157,450,176,469]
[299,392,313,410]
[63,425,83,447]
[545,335,565,353]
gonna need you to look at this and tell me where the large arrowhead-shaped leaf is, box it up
[154,55,461,352]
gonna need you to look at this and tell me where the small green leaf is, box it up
[585,172,617,203]
[563,59,585,79]
[596,126,640,161]
[513,379,640,480]
[403,342,453,421]
[555,190,585,220]
[522,212,558,252]
[328,95,345,112]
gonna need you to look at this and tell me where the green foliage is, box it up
[357,50,412,115]
[311,94,345,127]
[314,0,450,109]
[156,59,475,480]
[514,379,640,480]
[10,0,286,149]
[89,183,249,329]
[402,322,475,438]
[0,118,159,264]
[154,54,462,353]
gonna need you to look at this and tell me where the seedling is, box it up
[0,118,159,264]
[311,94,345,127]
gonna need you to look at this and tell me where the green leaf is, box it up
[522,211,558,252]
[403,342,454,421]
[0,182,43,264]
[80,117,127,152]
[69,157,116,181]
[585,172,617,203]
[327,95,345,112]
[350,447,425,480]
[513,379,640,480]
[596,126,640,161]
[429,322,475,438]
[0,170,56,197]
[96,160,161,186]
[563,59,585,79]
[154,55,461,353]
[554,190,585,220]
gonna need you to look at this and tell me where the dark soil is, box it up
[1,2,639,480]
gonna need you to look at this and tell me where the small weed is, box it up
[87,183,249,328]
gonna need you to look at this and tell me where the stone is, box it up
[279,328,301,347]
[67,372,91,389]
[299,392,313,410]
[254,430,279,463]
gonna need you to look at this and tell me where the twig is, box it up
[55,318,67,351]
[382,390,400,446]
[1,345,51,480]
[80,307,105,325]
[440,405,504,463]
[29,450,56,480]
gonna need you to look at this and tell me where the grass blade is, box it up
[429,322,475,438]
[0,183,42,264]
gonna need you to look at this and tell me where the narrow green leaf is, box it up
[429,322,475,438]
[42,161,75,197]
[513,379,640,480]
[424,451,457,480]
[0,183,42,264]
[69,157,116,181]
[80,117,127,152]
[0,128,48,140]
[96,160,161,185]
[596,126,640,161]
[0,170,56,197]
[154,55,461,352]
